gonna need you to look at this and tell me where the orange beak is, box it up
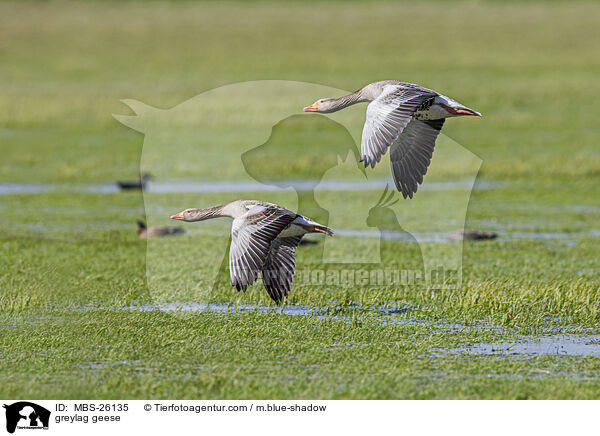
[170,212,185,220]
[303,103,318,112]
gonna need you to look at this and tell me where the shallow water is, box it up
[355,309,600,357]
[0,183,51,195]
[146,179,500,193]
[113,302,319,317]
[89,302,600,357]
[0,183,119,195]
[334,228,600,243]
[0,179,500,195]
[446,335,600,357]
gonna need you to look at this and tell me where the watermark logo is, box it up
[3,402,50,434]
[114,80,481,301]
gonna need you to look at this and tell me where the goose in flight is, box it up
[171,200,333,303]
[304,80,481,198]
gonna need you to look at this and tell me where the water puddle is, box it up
[446,335,600,357]
[0,179,500,195]
[0,183,51,195]
[78,359,148,372]
[335,229,450,243]
[80,302,600,357]
[146,179,500,194]
[0,183,120,195]
[507,231,597,241]
[104,302,319,317]
[334,229,600,243]
[92,302,473,333]
[82,185,120,194]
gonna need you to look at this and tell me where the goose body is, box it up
[304,80,481,198]
[171,200,333,303]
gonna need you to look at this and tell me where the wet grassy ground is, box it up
[1,0,600,399]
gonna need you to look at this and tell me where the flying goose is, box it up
[304,80,481,198]
[170,200,333,303]
[137,220,184,239]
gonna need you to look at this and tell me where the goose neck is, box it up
[329,90,367,110]
[191,205,228,221]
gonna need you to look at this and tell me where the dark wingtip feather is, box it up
[264,284,285,304]
[233,282,248,293]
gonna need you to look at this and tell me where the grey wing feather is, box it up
[390,119,445,199]
[362,85,437,168]
[261,236,302,303]
[229,206,297,292]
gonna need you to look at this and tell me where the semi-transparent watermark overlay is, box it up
[114,80,481,302]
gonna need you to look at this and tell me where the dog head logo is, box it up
[3,402,50,434]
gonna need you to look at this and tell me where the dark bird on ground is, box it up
[117,173,152,191]
[137,220,184,239]
[170,200,333,303]
[304,80,481,198]
[448,230,498,241]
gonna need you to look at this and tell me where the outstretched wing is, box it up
[389,119,445,199]
[229,205,297,292]
[361,85,437,168]
[261,236,302,303]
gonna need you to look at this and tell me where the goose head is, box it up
[303,98,339,113]
[171,204,226,222]
[171,209,192,221]
[170,208,208,222]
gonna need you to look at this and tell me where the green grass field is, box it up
[1,0,599,399]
